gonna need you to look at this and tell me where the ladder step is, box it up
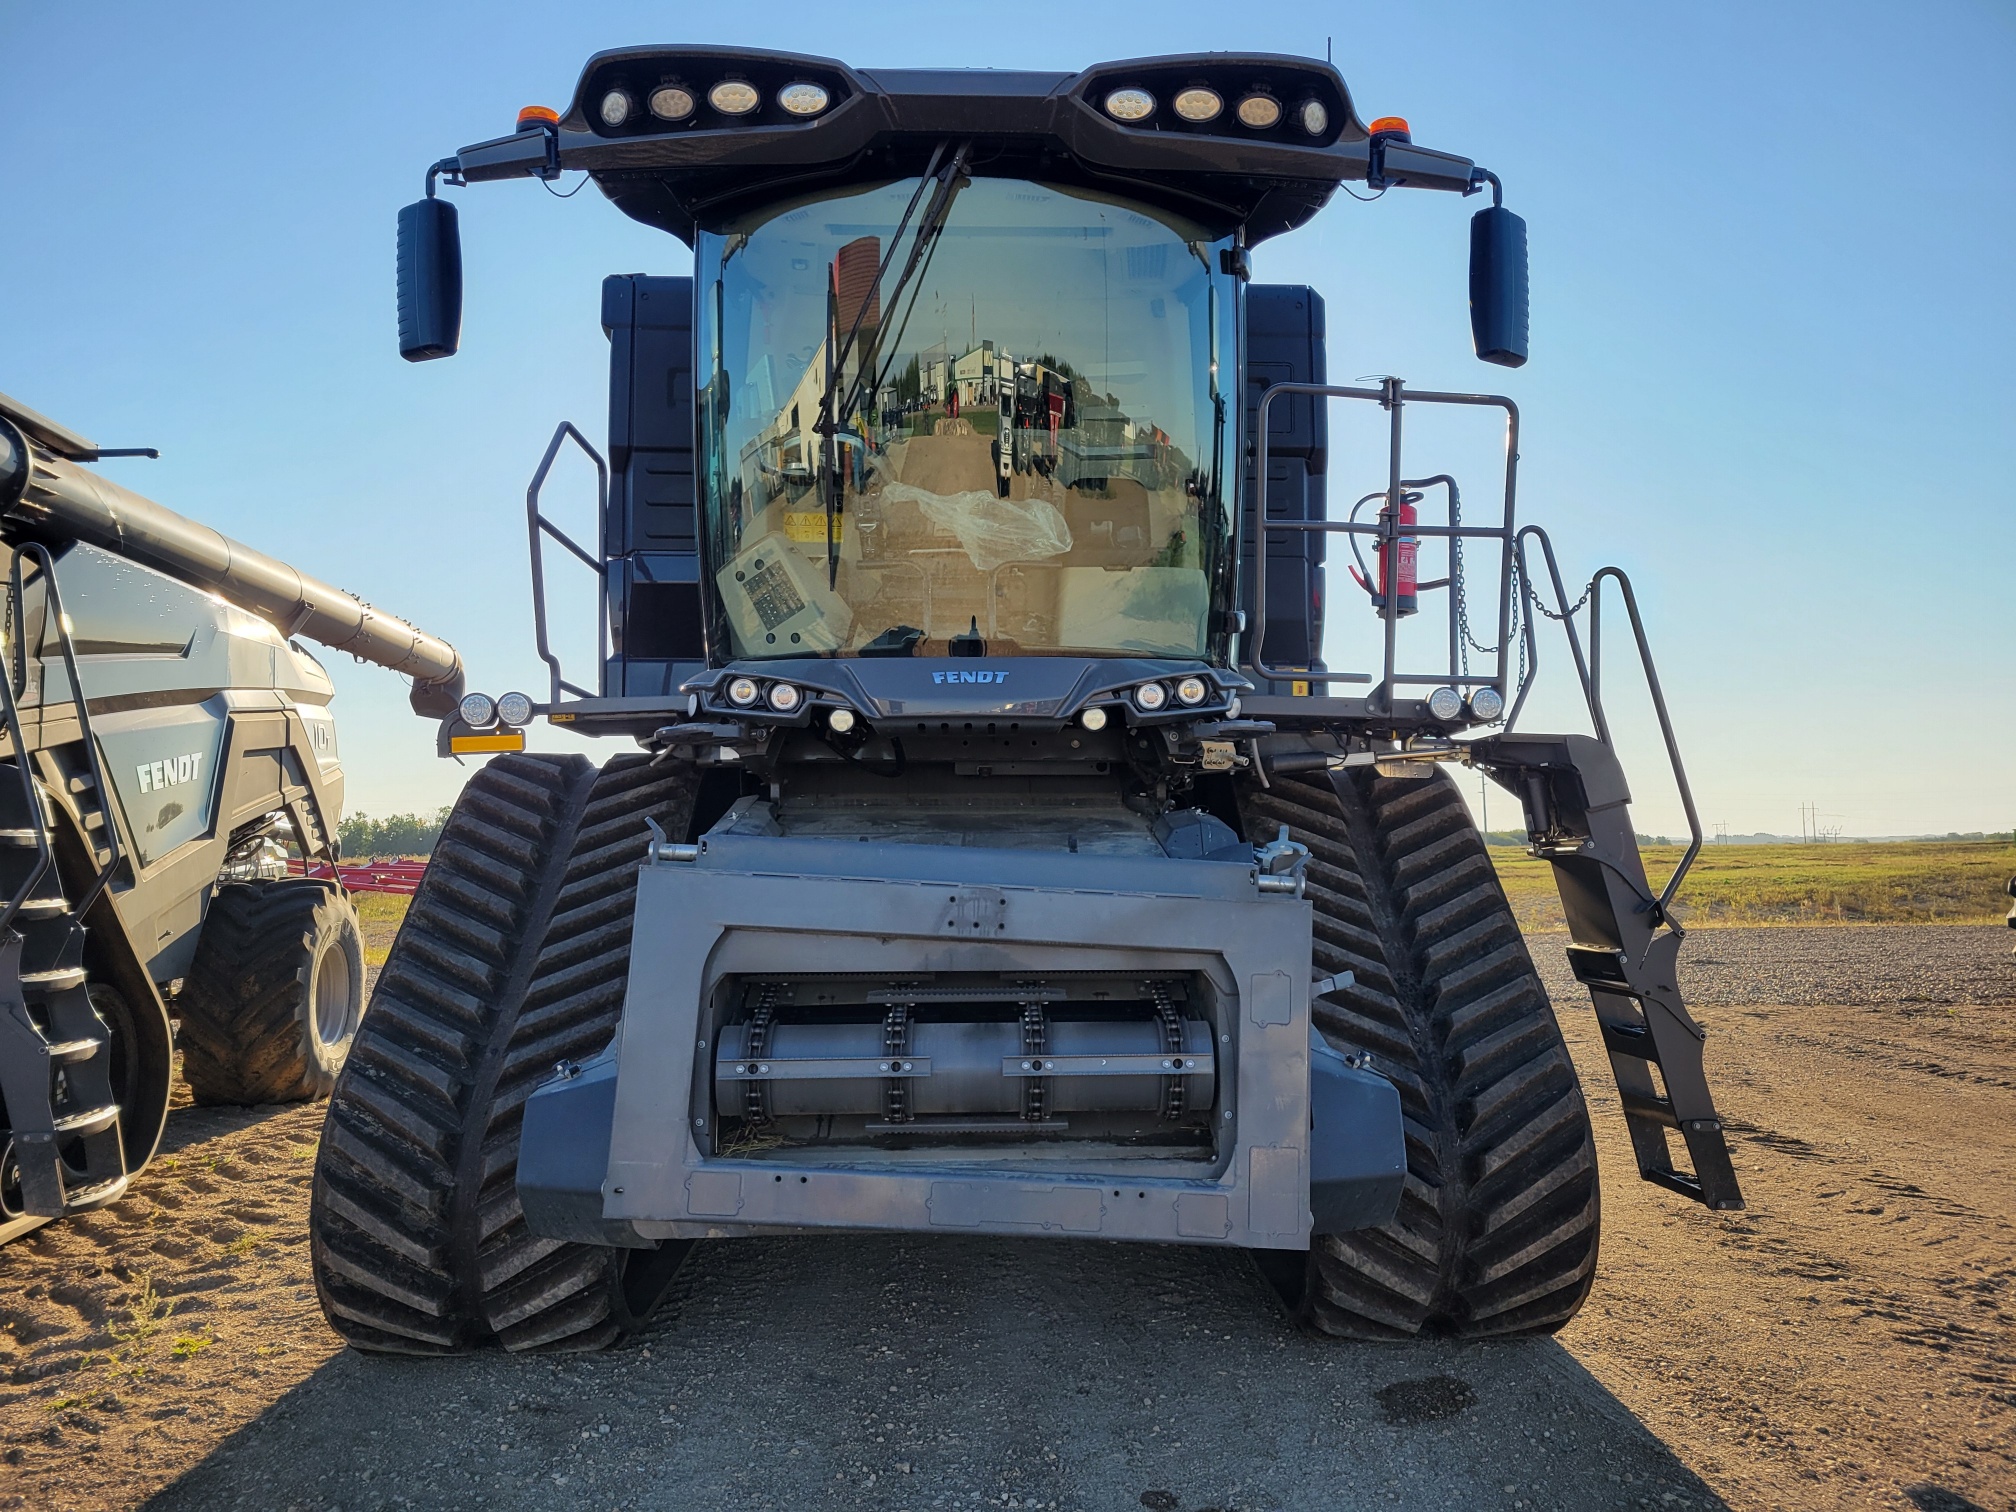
[1618,1087,1680,1129]
[1597,1017,1658,1060]
[16,896,68,917]
[0,827,44,847]
[61,1173,130,1214]
[43,1035,104,1063]
[21,966,87,992]
[51,1103,120,1137]
[1565,944,1639,994]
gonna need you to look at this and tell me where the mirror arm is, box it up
[1467,167,1504,207]
[424,156,465,199]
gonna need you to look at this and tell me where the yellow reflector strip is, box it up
[450,731,526,755]
[784,511,843,543]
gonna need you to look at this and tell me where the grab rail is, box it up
[0,546,128,926]
[1509,526,1703,917]
[1247,378,1519,711]
[525,421,609,704]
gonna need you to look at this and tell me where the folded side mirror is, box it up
[397,197,462,361]
[1469,204,1528,368]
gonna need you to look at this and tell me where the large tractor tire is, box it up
[175,879,365,1105]
[310,752,698,1354]
[1239,766,1600,1338]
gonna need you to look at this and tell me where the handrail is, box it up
[0,581,54,938]
[525,421,609,704]
[1247,379,1519,710]
[17,544,127,915]
[1509,526,1703,919]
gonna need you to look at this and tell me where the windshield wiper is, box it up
[815,140,971,586]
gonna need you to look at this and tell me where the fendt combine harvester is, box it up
[0,393,465,1245]
[312,46,1743,1354]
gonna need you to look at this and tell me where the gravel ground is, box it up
[2,927,2010,1512]
[1527,923,2015,1009]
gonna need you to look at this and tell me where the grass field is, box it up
[1490,839,2016,932]
[353,892,409,968]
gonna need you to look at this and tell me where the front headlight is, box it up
[767,683,803,713]
[1174,676,1209,706]
[496,691,535,727]
[1133,682,1168,712]
[1425,686,1464,722]
[726,676,761,707]
[458,692,497,728]
[1468,686,1506,722]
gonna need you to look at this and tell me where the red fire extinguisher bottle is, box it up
[1375,494,1419,618]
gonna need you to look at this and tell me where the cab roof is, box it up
[452,48,1479,244]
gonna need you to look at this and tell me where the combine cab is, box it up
[309,47,1740,1354]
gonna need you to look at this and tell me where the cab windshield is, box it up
[695,177,1237,660]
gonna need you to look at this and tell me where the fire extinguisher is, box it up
[1349,492,1419,617]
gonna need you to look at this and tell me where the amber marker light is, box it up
[1368,116,1412,140]
[516,105,560,131]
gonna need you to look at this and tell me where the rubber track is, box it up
[309,752,696,1354]
[176,879,360,1105]
[1239,767,1599,1338]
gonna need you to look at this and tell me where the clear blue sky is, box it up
[5,2,2010,837]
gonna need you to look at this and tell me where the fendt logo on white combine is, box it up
[136,752,206,794]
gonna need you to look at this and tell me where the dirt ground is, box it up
[0,925,2009,1512]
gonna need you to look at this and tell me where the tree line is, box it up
[337,807,452,859]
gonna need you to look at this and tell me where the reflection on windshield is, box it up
[697,178,1235,660]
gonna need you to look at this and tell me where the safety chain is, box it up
[881,1003,914,1124]
[1020,1002,1048,1123]
[1148,981,1186,1121]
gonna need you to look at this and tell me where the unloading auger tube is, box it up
[0,412,464,716]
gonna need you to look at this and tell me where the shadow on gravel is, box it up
[143,1233,1727,1511]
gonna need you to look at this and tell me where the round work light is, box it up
[709,81,761,116]
[1103,88,1156,122]
[778,82,830,116]
[649,86,696,121]
[1236,94,1282,129]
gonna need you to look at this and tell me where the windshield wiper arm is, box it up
[816,140,971,587]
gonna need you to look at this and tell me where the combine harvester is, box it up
[311,46,1741,1353]
[0,393,462,1244]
